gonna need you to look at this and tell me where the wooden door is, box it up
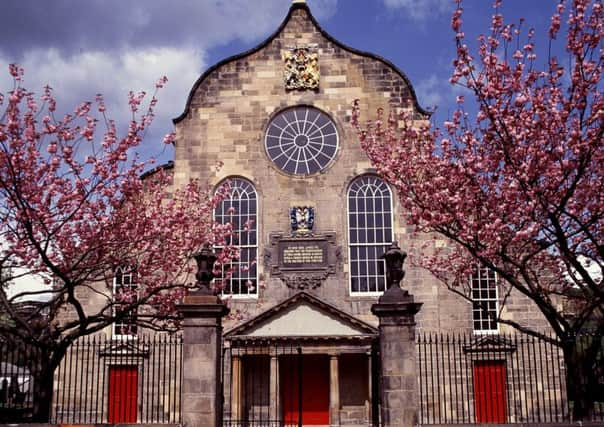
[281,355,329,425]
[108,365,138,423]
[473,360,507,423]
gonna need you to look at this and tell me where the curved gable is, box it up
[173,1,429,124]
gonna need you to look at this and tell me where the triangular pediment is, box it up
[225,292,377,339]
[462,335,517,354]
[99,339,150,358]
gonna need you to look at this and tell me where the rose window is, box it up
[264,107,339,175]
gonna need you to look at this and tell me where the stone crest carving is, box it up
[283,45,319,90]
[290,206,314,236]
[282,272,329,290]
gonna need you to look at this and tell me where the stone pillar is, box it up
[232,355,242,421]
[269,355,280,421]
[177,293,229,427]
[371,286,422,427]
[367,351,373,423]
[329,354,340,427]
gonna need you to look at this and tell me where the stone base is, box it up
[184,294,222,305]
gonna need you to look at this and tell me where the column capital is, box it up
[371,290,422,320]
[177,293,230,319]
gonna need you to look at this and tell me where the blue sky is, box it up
[0,0,557,168]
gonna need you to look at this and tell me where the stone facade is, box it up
[172,2,549,334]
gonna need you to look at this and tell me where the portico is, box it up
[222,292,379,427]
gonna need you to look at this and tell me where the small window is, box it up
[347,176,393,294]
[471,268,499,334]
[113,266,138,338]
[214,178,258,297]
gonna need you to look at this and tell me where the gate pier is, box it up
[177,293,229,427]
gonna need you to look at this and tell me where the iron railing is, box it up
[0,340,35,422]
[52,334,182,424]
[222,339,380,427]
[417,331,603,424]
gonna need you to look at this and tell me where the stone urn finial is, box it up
[381,241,407,290]
[192,245,217,295]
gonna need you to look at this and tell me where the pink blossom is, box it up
[0,66,238,363]
[353,0,603,359]
[162,132,175,145]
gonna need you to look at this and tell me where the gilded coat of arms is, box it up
[290,206,315,236]
[283,46,319,90]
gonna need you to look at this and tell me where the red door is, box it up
[108,365,138,423]
[473,360,507,423]
[281,355,329,425]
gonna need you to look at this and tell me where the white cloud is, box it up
[6,270,51,302]
[6,47,201,122]
[0,47,204,161]
[566,256,603,287]
[415,74,444,109]
[383,0,451,21]
[0,0,341,141]
[0,238,50,302]
[308,0,339,20]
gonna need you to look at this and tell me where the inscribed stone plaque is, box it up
[265,232,340,290]
[279,240,327,270]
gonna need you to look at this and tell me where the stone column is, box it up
[231,355,242,421]
[367,351,373,424]
[269,355,280,421]
[177,293,229,427]
[371,286,422,427]
[329,354,340,427]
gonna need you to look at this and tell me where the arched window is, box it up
[113,266,137,338]
[347,176,393,294]
[214,177,258,296]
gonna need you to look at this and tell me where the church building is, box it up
[167,1,551,426]
[51,2,565,426]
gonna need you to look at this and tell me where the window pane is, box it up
[265,107,339,176]
[113,267,138,337]
[349,214,357,228]
[214,178,258,296]
[471,267,498,333]
[348,176,392,294]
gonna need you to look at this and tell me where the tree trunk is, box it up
[29,350,58,423]
[29,340,71,423]
[563,334,602,421]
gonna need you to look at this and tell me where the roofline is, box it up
[228,335,376,343]
[139,161,174,180]
[173,1,429,124]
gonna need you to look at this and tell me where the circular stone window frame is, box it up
[264,106,340,177]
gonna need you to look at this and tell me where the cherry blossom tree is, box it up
[0,65,234,421]
[353,0,603,419]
